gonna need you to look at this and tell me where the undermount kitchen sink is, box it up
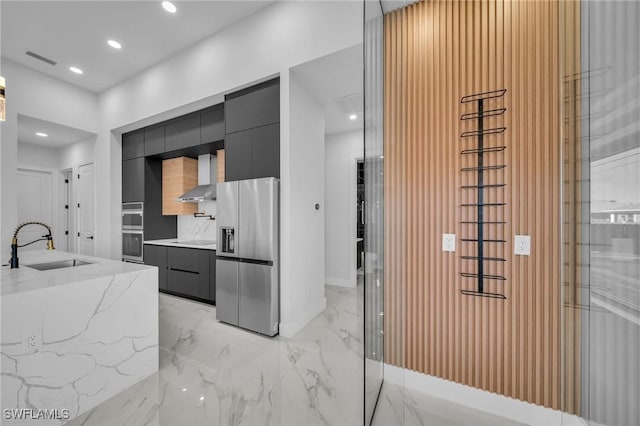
[25,259,94,271]
[171,240,216,246]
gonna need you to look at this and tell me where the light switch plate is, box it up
[442,234,456,252]
[514,235,531,256]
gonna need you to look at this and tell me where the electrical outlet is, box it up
[442,234,456,252]
[514,235,531,256]
[24,332,42,353]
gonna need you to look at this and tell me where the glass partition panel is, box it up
[363,0,385,424]
[565,1,640,425]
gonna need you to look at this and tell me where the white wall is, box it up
[280,70,326,337]
[17,142,60,170]
[59,137,96,171]
[0,59,99,259]
[325,130,363,287]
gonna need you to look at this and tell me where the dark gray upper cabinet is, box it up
[200,105,225,144]
[144,244,168,291]
[165,112,200,152]
[144,124,165,156]
[122,129,144,160]
[251,123,280,179]
[225,124,279,181]
[225,129,252,181]
[225,79,280,134]
[122,157,145,202]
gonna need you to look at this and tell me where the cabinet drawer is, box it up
[167,247,199,272]
[167,269,200,299]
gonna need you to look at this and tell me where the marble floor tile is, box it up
[65,284,522,426]
[372,381,526,426]
[66,285,363,426]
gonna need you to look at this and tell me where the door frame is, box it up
[16,165,59,250]
[75,161,96,255]
[60,168,74,252]
[349,154,365,287]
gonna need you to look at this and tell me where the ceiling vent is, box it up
[25,51,57,66]
[336,92,364,115]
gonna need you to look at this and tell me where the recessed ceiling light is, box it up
[69,66,83,75]
[36,132,48,137]
[349,114,357,121]
[107,40,122,49]
[162,1,177,13]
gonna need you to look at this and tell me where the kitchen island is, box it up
[1,250,158,424]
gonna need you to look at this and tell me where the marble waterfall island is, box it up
[1,250,158,424]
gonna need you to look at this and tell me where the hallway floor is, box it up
[66,285,521,426]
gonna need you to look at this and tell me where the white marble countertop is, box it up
[1,250,154,296]
[144,238,217,250]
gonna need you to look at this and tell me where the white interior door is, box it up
[77,163,96,256]
[17,168,53,251]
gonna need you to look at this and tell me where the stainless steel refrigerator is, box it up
[216,177,279,336]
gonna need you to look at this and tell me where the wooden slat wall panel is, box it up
[216,150,226,183]
[384,0,567,410]
[560,0,582,415]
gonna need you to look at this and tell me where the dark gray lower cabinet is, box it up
[168,270,200,298]
[197,250,210,301]
[167,247,199,272]
[143,244,167,290]
[158,246,216,303]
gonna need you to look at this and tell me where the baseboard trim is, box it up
[325,276,356,288]
[279,296,327,338]
[383,364,586,426]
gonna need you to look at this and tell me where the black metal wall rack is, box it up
[459,89,508,300]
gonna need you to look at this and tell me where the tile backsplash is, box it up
[177,200,217,241]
